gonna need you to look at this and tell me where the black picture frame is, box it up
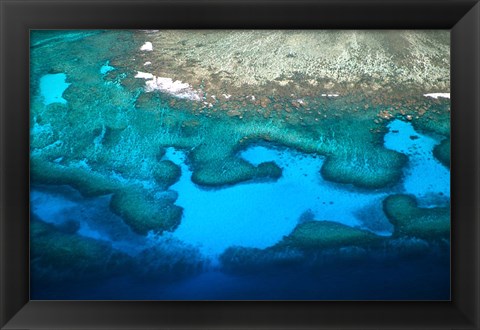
[1,0,479,329]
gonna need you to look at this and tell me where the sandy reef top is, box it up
[131,30,449,100]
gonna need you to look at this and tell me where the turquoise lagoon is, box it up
[29,30,451,300]
[169,119,449,256]
[32,117,448,258]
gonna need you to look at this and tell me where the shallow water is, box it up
[39,73,70,105]
[31,119,450,260]
[100,61,115,75]
[168,147,388,256]
[165,119,449,256]
[384,120,450,206]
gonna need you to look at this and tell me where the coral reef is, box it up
[152,160,181,189]
[31,216,206,287]
[278,221,384,250]
[109,187,183,235]
[383,194,450,240]
[320,149,407,189]
[433,138,450,168]
[30,30,451,198]
[30,217,133,281]
[30,155,122,197]
[127,30,449,99]
[219,193,450,274]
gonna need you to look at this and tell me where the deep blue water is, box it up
[32,257,449,300]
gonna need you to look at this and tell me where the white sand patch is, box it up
[135,71,202,101]
[135,71,154,79]
[146,77,202,101]
[423,93,450,99]
[321,93,339,97]
[140,41,153,51]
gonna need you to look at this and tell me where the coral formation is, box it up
[152,160,181,189]
[383,194,450,240]
[219,193,450,273]
[109,188,183,235]
[30,155,122,197]
[31,217,133,281]
[278,221,384,250]
[31,216,206,286]
[433,138,450,168]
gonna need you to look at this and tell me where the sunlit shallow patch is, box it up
[167,146,392,257]
[100,60,115,75]
[384,119,450,206]
[165,119,449,257]
[39,73,71,105]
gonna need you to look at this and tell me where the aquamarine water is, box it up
[384,120,450,206]
[100,61,115,75]
[168,147,385,256]
[31,119,449,259]
[39,73,70,105]
[156,119,448,256]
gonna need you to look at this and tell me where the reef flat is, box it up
[29,30,450,300]
[127,30,449,99]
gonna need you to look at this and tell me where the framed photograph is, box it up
[1,0,479,329]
